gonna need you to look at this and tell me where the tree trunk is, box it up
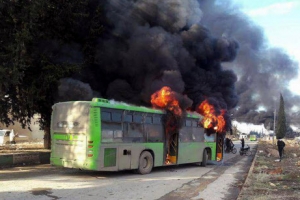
[43,126,51,149]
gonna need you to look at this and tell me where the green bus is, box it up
[50,98,222,174]
[249,135,257,141]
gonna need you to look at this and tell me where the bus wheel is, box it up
[201,149,208,167]
[136,151,153,175]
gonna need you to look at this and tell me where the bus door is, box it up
[118,145,132,170]
[165,132,178,165]
[216,133,224,161]
[177,119,203,164]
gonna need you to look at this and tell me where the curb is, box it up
[237,149,258,200]
[0,152,50,168]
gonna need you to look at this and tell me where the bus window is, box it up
[145,125,163,142]
[101,111,111,121]
[192,120,198,127]
[186,119,192,127]
[124,114,133,122]
[179,127,193,142]
[102,121,123,143]
[204,134,216,142]
[122,112,144,143]
[145,114,163,142]
[112,112,122,122]
[153,116,161,124]
[145,116,152,124]
[192,126,204,142]
[133,114,143,123]
[102,130,114,142]
[114,130,123,138]
[128,124,143,138]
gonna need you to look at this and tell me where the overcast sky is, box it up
[232,0,300,95]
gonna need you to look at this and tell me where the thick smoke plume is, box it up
[55,0,239,131]
[55,0,299,129]
[198,0,300,128]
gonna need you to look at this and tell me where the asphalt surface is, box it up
[159,142,256,200]
[0,141,257,200]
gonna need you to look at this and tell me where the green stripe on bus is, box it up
[53,134,79,140]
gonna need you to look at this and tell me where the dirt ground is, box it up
[238,140,300,200]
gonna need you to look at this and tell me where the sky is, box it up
[232,0,300,95]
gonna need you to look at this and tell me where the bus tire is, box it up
[136,151,153,175]
[201,149,208,167]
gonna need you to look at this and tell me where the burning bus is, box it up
[50,87,226,174]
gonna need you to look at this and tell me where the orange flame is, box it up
[151,86,182,116]
[197,100,226,133]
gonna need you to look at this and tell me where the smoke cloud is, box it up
[55,0,299,129]
[198,0,300,127]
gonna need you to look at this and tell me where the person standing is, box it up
[225,137,230,152]
[277,139,286,161]
[241,138,245,149]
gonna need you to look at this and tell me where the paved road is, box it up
[0,141,257,200]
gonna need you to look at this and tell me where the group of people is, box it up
[225,137,245,153]
[225,136,286,161]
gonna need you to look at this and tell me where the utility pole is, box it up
[273,109,276,145]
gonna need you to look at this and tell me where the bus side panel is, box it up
[94,143,164,171]
[177,142,203,164]
[101,143,164,170]
[89,144,131,171]
[93,144,119,171]
[84,106,101,170]
[205,142,217,161]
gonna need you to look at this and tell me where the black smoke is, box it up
[54,0,300,131]
[54,0,240,131]
[197,0,300,128]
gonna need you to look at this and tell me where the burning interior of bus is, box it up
[151,86,227,164]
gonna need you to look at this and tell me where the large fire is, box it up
[151,87,226,133]
[151,87,226,164]
[197,100,226,133]
[150,86,182,116]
